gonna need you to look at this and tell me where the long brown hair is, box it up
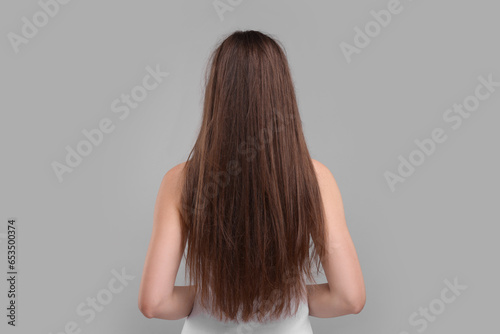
[180,30,326,323]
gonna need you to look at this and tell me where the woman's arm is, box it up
[307,159,366,318]
[138,162,196,320]
[153,285,196,320]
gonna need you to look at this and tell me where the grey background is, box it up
[1,0,498,333]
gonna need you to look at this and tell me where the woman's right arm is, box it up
[307,159,366,318]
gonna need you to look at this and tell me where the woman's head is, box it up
[180,30,326,322]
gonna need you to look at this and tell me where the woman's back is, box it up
[177,29,328,325]
[138,30,365,329]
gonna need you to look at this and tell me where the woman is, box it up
[138,30,365,333]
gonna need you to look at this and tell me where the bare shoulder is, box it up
[157,162,187,204]
[165,161,187,179]
[311,158,327,175]
[311,158,336,185]
[311,158,343,207]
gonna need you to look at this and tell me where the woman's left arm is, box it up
[138,163,196,320]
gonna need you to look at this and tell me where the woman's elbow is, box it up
[349,298,365,314]
[138,300,157,319]
[346,292,366,314]
[138,299,182,320]
[138,295,164,319]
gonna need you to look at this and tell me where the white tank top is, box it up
[181,294,313,334]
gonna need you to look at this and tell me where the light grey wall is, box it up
[1,0,498,333]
